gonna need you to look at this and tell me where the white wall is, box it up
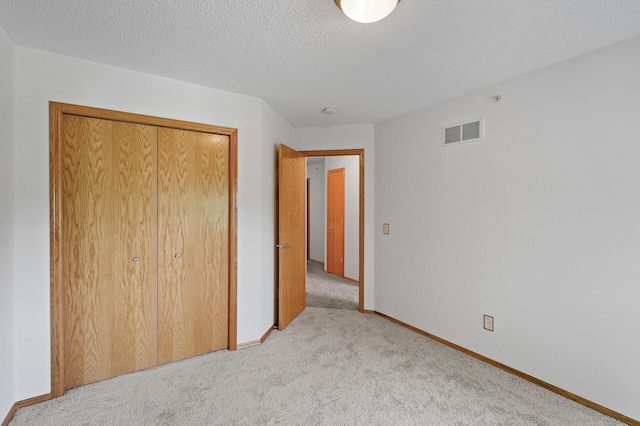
[0,23,16,418]
[374,35,640,420]
[294,125,374,309]
[260,101,295,330]
[324,156,360,281]
[307,160,325,263]
[13,47,287,400]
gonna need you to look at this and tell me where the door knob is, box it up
[133,257,140,262]
[328,227,334,231]
[276,243,291,249]
[175,253,181,259]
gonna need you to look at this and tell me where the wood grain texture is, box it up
[301,149,365,312]
[272,145,280,327]
[277,144,307,330]
[307,178,310,260]
[49,102,237,137]
[227,129,238,351]
[326,168,345,277]
[110,121,158,377]
[158,128,229,364]
[61,115,157,389]
[374,311,639,426]
[50,103,65,397]
[358,151,365,312]
[50,102,239,394]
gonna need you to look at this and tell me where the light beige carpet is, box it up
[11,307,621,425]
[306,260,359,310]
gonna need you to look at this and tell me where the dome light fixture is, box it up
[335,0,401,24]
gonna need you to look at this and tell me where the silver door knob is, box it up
[175,253,181,259]
[133,257,140,262]
[276,243,291,249]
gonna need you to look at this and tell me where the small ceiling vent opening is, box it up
[443,118,483,147]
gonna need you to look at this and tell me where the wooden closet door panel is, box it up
[61,115,157,388]
[110,121,158,376]
[157,128,229,364]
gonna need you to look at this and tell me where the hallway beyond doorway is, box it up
[306,261,358,311]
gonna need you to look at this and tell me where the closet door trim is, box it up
[50,102,238,398]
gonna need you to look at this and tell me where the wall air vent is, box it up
[443,118,483,147]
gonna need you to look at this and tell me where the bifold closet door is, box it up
[157,128,229,364]
[61,115,158,389]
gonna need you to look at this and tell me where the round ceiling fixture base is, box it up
[335,0,401,24]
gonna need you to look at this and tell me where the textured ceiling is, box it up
[2,1,640,127]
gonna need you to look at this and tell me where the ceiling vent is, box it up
[443,118,483,147]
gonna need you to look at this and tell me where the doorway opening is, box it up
[302,149,365,312]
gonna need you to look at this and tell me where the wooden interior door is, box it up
[326,168,345,277]
[61,115,158,389]
[277,144,307,330]
[157,128,229,364]
[307,177,311,260]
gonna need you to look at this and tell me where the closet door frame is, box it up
[49,101,238,398]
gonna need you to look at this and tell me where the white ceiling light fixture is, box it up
[335,0,401,24]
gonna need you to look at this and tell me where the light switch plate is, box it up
[383,223,390,234]
[483,315,494,332]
